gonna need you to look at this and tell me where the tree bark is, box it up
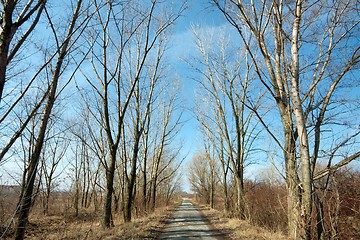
[123,132,140,222]
[102,151,116,228]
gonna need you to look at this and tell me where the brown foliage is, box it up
[245,181,287,232]
[197,168,360,239]
[314,169,360,239]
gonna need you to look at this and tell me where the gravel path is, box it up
[158,198,225,239]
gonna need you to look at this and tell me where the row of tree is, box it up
[0,0,186,239]
[189,0,360,240]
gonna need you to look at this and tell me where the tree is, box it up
[188,152,218,206]
[146,82,184,211]
[68,110,105,216]
[81,0,185,227]
[190,26,262,218]
[0,0,46,104]
[14,1,88,238]
[213,0,360,239]
[40,122,70,215]
[0,0,50,164]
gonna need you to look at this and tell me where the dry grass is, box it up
[199,206,288,240]
[2,206,175,239]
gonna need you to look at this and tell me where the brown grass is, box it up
[1,206,176,239]
[198,205,288,240]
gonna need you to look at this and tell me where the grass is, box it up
[2,197,287,239]
[2,206,176,239]
[198,205,288,240]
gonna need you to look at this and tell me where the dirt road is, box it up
[158,198,225,239]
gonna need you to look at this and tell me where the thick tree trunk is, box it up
[14,157,39,240]
[235,173,245,219]
[282,116,301,240]
[102,152,116,228]
[123,132,140,222]
[290,2,312,238]
[123,175,136,222]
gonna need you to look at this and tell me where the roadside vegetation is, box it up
[0,189,180,239]
[190,167,360,239]
[199,204,287,240]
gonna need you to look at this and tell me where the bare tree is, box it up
[14,1,88,238]
[190,26,262,218]
[121,48,184,220]
[212,0,360,238]
[68,112,105,216]
[40,124,70,215]
[0,0,46,103]
[188,152,218,206]
[82,0,186,227]
[121,52,157,223]
[147,84,184,211]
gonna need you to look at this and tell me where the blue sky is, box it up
[168,1,246,192]
[169,1,227,191]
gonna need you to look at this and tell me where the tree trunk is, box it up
[142,153,147,212]
[283,118,301,240]
[235,174,245,219]
[14,157,39,240]
[123,132,140,222]
[290,2,312,238]
[151,176,158,211]
[209,179,215,209]
[223,174,230,214]
[102,151,116,228]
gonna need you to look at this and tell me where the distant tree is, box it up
[188,152,218,206]
[40,123,70,215]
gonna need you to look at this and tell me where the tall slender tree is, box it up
[14,1,88,238]
[82,0,186,227]
[190,26,262,218]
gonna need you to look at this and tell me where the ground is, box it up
[158,198,225,239]
[1,198,287,239]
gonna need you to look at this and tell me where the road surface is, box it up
[158,198,224,239]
